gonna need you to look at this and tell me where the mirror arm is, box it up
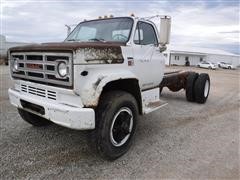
[159,44,167,52]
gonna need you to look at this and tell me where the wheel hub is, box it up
[110,107,133,147]
[204,80,210,97]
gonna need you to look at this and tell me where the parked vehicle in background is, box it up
[197,61,217,70]
[218,62,234,69]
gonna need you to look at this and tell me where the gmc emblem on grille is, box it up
[26,64,43,69]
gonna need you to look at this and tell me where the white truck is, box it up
[8,15,210,160]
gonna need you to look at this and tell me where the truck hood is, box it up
[9,42,126,64]
[9,41,126,52]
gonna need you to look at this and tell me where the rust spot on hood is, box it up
[9,41,126,53]
[81,47,124,64]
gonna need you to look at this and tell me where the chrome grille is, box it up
[21,84,57,100]
[11,52,72,87]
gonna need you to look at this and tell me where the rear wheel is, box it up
[186,72,199,102]
[194,73,210,104]
[93,91,138,160]
[18,108,52,126]
[228,66,231,69]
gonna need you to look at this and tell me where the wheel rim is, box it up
[204,80,210,97]
[110,107,133,147]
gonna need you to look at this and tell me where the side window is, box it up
[134,22,158,45]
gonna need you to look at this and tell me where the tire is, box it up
[18,108,52,127]
[208,66,212,69]
[186,72,199,102]
[194,73,210,104]
[228,66,231,69]
[197,65,200,67]
[4,60,9,66]
[93,91,138,160]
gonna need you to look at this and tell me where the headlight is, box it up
[57,61,68,77]
[13,59,19,72]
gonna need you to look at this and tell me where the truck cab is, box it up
[8,15,210,160]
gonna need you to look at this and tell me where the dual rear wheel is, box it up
[186,72,210,103]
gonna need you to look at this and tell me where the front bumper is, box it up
[8,87,95,130]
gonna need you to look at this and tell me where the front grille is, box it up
[21,84,57,100]
[11,52,72,88]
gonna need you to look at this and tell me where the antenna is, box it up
[65,24,78,37]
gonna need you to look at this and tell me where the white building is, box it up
[0,35,31,60]
[164,45,240,67]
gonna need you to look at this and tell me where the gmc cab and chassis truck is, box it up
[8,15,210,160]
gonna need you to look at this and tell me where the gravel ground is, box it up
[0,65,239,179]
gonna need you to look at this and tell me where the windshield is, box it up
[65,18,133,43]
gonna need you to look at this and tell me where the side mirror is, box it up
[159,16,171,45]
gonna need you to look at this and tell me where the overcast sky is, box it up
[1,0,239,54]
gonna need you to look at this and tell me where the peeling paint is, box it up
[93,75,106,90]
[79,70,138,108]
[76,47,124,64]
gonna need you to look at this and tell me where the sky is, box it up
[1,0,240,54]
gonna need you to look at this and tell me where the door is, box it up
[131,21,164,90]
[204,62,210,68]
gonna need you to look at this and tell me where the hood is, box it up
[9,41,126,52]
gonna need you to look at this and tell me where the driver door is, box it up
[131,21,164,90]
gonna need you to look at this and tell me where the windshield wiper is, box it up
[88,38,106,42]
[67,39,76,41]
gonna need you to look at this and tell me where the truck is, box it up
[8,15,210,160]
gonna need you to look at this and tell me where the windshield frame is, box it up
[64,17,134,43]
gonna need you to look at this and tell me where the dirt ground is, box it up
[0,65,239,179]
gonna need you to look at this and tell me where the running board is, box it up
[144,100,168,114]
[141,87,168,114]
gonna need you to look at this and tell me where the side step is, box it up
[142,87,168,114]
[144,100,168,114]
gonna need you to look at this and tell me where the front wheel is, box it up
[93,91,138,160]
[228,66,231,69]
